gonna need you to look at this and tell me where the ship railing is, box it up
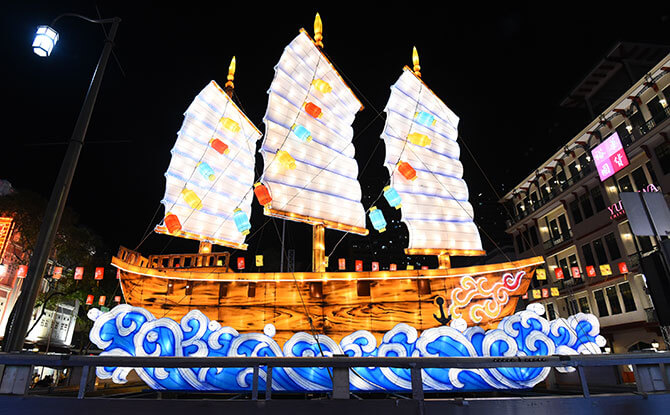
[117,246,230,271]
[1,352,669,401]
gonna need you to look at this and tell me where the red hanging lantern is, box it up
[52,266,62,280]
[571,267,581,278]
[371,262,379,271]
[114,296,121,303]
[338,258,346,270]
[397,161,417,181]
[586,265,596,277]
[237,257,245,270]
[164,213,182,234]
[542,288,549,298]
[95,267,104,280]
[618,262,628,274]
[253,183,272,207]
[554,267,564,280]
[209,138,230,155]
[389,263,397,271]
[304,102,322,118]
[17,265,28,278]
[98,296,106,306]
[85,295,94,305]
[74,267,84,280]
[355,260,363,272]
[421,266,429,270]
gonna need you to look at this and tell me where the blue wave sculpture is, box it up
[88,305,606,391]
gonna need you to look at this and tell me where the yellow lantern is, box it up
[181,188,203,210]
[219,117,241,133]
[312,79,332,94]
[276,150,297,170]
[408,132,431,147]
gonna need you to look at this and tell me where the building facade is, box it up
[501,52,670,353]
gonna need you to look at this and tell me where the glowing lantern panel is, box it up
[355,260,363,271]
[312,79,332,94]
[74,267,84,280]
[407,132,431,147]
[291,124,312,143]
[17,265,28,278]
[372,262,379,271]
[369,207,387,233]
[219,117,241,133]
[571,267,581,279]
[554,268,564,280]
[209,138,230,155]
[233,209,251,235]
[85,295,94,305]
[397,161,417,181]
[95,267,104,280]
[276,150,297,170]
[586,265,596,277]
[237,257,245,270]
[197,162,216,181]
[338,258,346,270]
[383,186,402,209]
[98,296,106,306]
[114,296,121,303]
[389,263,397,271]
[164,213,182,234]
[32,25,59,57]
[304,102,322,118]
[618,262,628,274]
[254,183,272,207]
[52,266,62,280]
[181,189,203,210]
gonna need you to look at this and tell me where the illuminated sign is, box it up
[592,132,629,181]
[536,268,546,280]
[532,289,541,299]
[389,263,397,271]
[371,262,379,271]
[114,296,121,303]
[355,260,363,271]
[116,269,121,279]
[571,267,581,278]
[338,258,346,270]
[74,267,84,280]
[586,265,596,277]
[406,265,414,270]
[618,262,628,274]
[17,265,28,278]
[255,255,263,267]
[554,268,564,280]
[522,292,528,299]
[53,266,62,280]
[0,218,14,260]
[85,295,94,305]
[95,267,104,280]
[608,184,660,219]
[599,264,612,276]
[542,288,549,298]
[550,287,560,297]
[98,296,106,306]
[421,265,429,270]
[237,257,245,270]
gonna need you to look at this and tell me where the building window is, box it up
[581,243,596,267]
[568,161,579,178]
[579,193,594,219]
[653,142,670,175]
[523,229,531,248]
[605,286,622,315]
[646,161,658,184]
[557,169,567,187]
[604,233,621,260]
[568,298,579,315]
[578,296,591,314]
[570,200,583,224]
[593,238,608,264]
[515,234,523,253]
[559,257,569,279]
[529,226,539,246]
[546,303,557,320]
[618,282,637,312]
[631,166,649,191]
[618,176,634,193]
[590,186,605,211]
[594,290,609,317]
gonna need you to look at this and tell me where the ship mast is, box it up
[312,14,326,272]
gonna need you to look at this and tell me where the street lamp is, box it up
[2,13,121,352]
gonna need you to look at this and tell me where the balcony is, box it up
[509,106,670,228]
[542,230,574,250]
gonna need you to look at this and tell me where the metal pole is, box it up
[280,221,285,272]
[2,18,120,352]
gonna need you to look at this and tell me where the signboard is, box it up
[599,264,612,276]
[621,191,670,236]
[94,267,104,280]
[592,132,629,181]
[542,288,549,298]
[532,289,541,299]
[85,295,94,305]
[571,266,581,278]
[554,267,564,280]
[618,262,628,274]
[536,268,546,280]
[355,260,363,271]
[551,287,560,297]
[406,265,414,270]
[586,265,596,277]
[0,217,14,260]
[608,184,660,220]
[0,264,6,277]
[421,265,428,270]
[74,267,84,280]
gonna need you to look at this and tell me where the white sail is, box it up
[260,30,367,235]
[381,67,483,253]
[155,81,262,249]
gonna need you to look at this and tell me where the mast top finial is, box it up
[412,46,421,78]
[314,13,323,48]
[225,56,236,96]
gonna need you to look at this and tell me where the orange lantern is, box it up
[98,296,106,306]
[586,265,596,277]
[17,265,28,278]
[85,295,94,305]
[114,296,121,303]
[397,161,417,181]
[74,267,84,280]
[52,266,62,280]
[304,102,322,118]
[164,213,182,234]
[253,183,272,207]
[237,257,245,270]
[209,138,230,155]
[389,263,397,271]
[618,262,628,274]
[421,266,429,270]
[338,258,346,270]
[355,260,363,272]
[94,267,104,280]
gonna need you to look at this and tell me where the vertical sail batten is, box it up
[155,81,262,249]
[382,67,484,254]
[260,30,367,235]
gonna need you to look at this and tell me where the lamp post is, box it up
[2,13,121,352]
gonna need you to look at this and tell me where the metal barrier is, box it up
[1,352,669,400]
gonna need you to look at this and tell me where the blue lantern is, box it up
[368,207,387,233]
[383,186,402,209]
[414,111,436,127]
[291,124,312,142]
[197,162,216,181]
[233,209,251,235]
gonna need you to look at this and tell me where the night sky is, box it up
[2,2,669,268]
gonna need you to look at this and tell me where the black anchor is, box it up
[433,296,451,326]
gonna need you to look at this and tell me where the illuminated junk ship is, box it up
[110,16,544,347]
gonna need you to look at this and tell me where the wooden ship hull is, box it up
[113,247,544,345]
